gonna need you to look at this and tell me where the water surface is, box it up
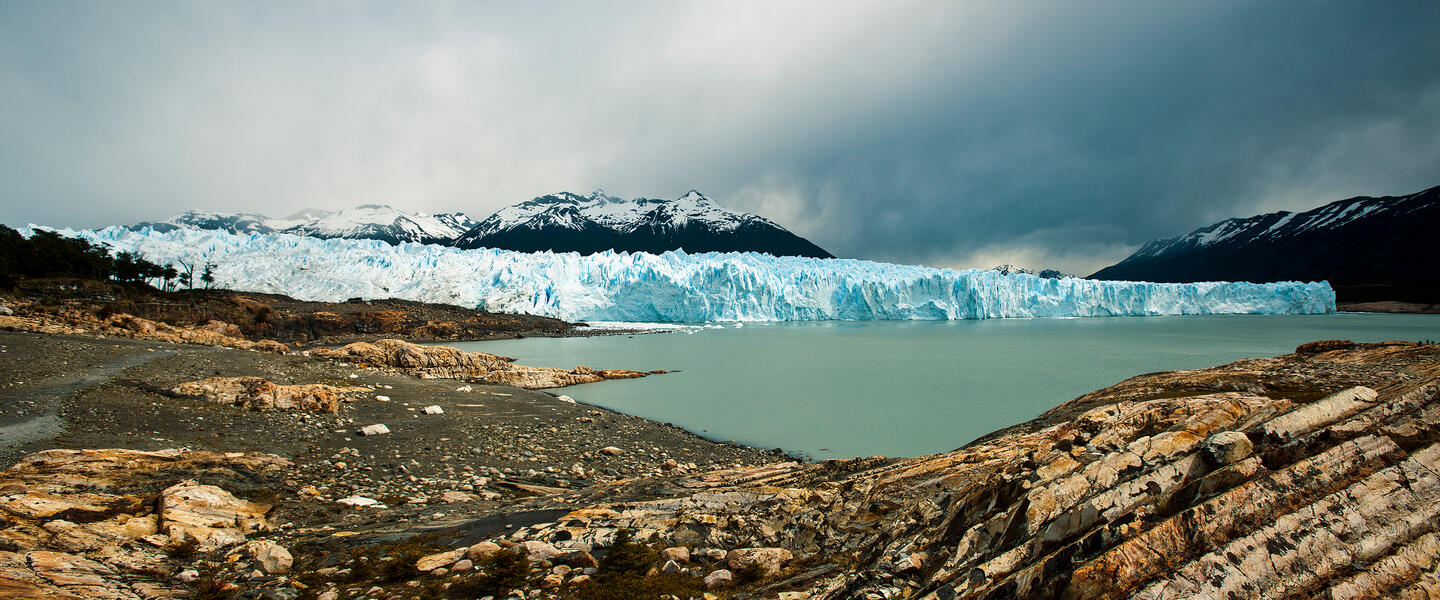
[456,314,1440,459]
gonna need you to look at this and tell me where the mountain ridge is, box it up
[131,190,833,258]
[451,189,833,258]
[1090,184,1440,303]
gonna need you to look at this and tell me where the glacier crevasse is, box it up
[66,227,1337,322]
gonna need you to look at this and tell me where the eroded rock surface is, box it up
[0,309,290,353]
[310,338,648,389]
[170,376,372,413]
[7,340,1440,600]
[474,340,1440,599]
[0,449,290,599]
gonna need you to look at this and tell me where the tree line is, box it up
[0,225,213,290]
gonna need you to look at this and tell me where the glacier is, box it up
[62,227,1336,323]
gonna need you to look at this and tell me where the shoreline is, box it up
[1337,300,1440,314]
[2,321,1439,598]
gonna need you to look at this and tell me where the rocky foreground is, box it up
[2,339,1439,599]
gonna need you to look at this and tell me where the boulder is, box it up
[440,490,478,503]
[251,340,291,354]
[519,540,561,563]
[422,405,444,415]
[1205,431,1254,464]
[467,541,502,561]
[171,376,367,413]
[705,569,734,588]
[357,424,390,436]
[726,547,793,578]
[560,549,598,568]
[660,546,690,563]
[158,481,270,550]
[245,540,293,574]
[415,548,465,572]
[336,496,379,507]
[310,338,646,389]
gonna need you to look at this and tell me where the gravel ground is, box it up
[0,329,787,508]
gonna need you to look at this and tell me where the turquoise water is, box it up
[455,314,1440,459]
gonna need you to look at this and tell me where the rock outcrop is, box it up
[478,340,1440,599]
[310,338,648,389]
[0,449,291,599]
[7,340,1440,600]
[0,307,290,353]
[170,376,372,413]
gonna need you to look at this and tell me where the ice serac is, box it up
[71,227,1336,323]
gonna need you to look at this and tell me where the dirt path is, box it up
[0,339,182,465]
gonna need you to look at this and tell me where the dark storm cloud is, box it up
[2,1,1437,274]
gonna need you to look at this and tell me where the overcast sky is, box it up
[2,1,1437,274]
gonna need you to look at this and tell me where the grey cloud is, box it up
[1,1,1437,275]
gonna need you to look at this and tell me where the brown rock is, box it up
[170,376,369,413]
[415,548,465,572]
[660,546,690,563]
[466,541,502,561]
[726,547,792,578]
[508,342,1440,600]
[1204,431,1254,464]
[244,540,293,574]
[311,338,646,389]
[158,481,271,550]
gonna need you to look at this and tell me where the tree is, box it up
[176,259,195,290]
[201,263,216,289]
[161,264,178,291]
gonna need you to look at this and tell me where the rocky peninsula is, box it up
[2,287,1439,599]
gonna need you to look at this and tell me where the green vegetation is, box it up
[571,529,705,600]
[0,225,171,289]
[443,548,531,599]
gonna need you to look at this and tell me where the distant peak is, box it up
[352,204,394,211]
[283,208,334,220]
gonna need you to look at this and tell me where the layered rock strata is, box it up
[482,340,1440,599]
[310,338,647,389]
[0,307,289,353]
[0,448,290,599]
[170,376,373,413]
[5,341,1438,599]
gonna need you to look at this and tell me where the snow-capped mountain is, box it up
[130,190,831,258]
[1090,184,1440,303]
[452,190,834,258]
[990,264,1074,279]
[133,205,477,246]
[134,211,278,235]
[284,205,476,245]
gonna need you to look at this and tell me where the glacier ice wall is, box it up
[66,227,1336,322]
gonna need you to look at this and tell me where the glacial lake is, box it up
[454,314,1440,459]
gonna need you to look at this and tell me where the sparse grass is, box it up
[440,548,531,599]
[567,529,706,600]
[294,533,448,590]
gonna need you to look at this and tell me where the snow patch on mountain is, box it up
[457,190,768,242]
[1132,189,1428,260]
[134,205,477,245]
[71,227,1335,323]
